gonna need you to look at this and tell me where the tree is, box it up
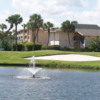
[71,21,78,24]
[9,14,23,51]
[26,22,31,42]
[22,24,27,42]
[29,13,43,50]
[88,36,100,52]
[8,31,12,37]
[61,20,77,45]
[0,15,14,41]
[43,22,54,47]
[0,23,7,33]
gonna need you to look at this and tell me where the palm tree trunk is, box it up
[15,25,17,51]
[37,32,38,43]
[68,31,70,45]
[2,28,3,34]
[23,27,25,42]
[32,29,35,50]
[47,29,50,48]
[35,28,39,42]
[27,29,29,42]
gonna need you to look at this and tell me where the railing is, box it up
[73,36,84,44]
[73,36,80,41]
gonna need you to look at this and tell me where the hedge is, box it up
[25,42,42,51]
[48,45,61,50]
[13,43,24,51]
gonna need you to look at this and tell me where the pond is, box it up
[0,66,100,100]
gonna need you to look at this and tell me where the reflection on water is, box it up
[0,67,100,100]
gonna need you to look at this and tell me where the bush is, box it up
[79,48,85,52]
[48,45,61,50]
[69,47,76,51]
[0,39,12,51]
[13,43,24,51]
[88,47,93,52]
[85,47,93,52]
[25,42,42,51]
[35,43,42,50]
[88,36,100,52]
[61,47,76,51]
[41,44,47,50]
[25,42,33,51]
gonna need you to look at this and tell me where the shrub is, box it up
[88,36,100,52]
[85,47,93,52]
[25,42,33,51]
[1,39,12,51]
[79,48,85,52]
[69,47,76,51]
[35,43,42,50]
[25,42,42,51]
[41,44,47,50]
[13,43,24,51]
[65,47,71,51]
[88,47,93,52]
[48,45,61,50]
[61,47,76,51]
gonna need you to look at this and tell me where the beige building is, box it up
[17,28,48,45]
[49,24,100,49]
[17,24,100,49]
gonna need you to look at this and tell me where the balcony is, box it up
[73,36,84,44]
[73,36,80,41]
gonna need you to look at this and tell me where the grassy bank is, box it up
[0,50,100,69]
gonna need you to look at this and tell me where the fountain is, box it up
[28,56,42,78]
[13,56,50,80]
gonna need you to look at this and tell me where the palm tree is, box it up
[61,20,77,45]
[22,24,27,42]
[43,22,54,47]
[9,14,23,51]
[26,22,31,42]
[0,23,7,33]
[29,13,43,50]
[8,31,12,37]
[0,15,14,41]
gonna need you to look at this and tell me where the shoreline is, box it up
[0,63,100,70]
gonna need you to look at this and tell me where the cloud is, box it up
[0,11,11,31]
[44,19,61,27]
[60,11,100,26]
[95,0,100,10]
[12,0,89,15]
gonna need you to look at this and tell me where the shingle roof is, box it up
[75,24,100,29]
[52,24,100,36]
[75,24,100,36]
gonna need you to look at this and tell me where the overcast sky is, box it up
[0,0,100,30]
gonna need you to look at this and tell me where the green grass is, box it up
[0,50,100,69]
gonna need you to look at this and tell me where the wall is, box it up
[59,32,74,47]
[49,32,59,45]
[85,36,95,47]
[38,30,48,45]
[29,29,48,45]
[80,41,85,48]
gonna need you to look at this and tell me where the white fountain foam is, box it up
[28,56,42,76]
[13,56,50,79]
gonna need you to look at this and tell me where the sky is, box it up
[0,0,100,30]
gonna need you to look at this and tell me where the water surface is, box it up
[0,67,100,100]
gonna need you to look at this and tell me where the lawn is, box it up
[0,50,100,69]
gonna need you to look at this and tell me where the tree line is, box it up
[0,13,78,51]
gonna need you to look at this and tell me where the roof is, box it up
[75,24,100,29]
[75,24,100,36]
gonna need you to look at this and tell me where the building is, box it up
[17,28,48,44]
[17,24,100,49]
[49,24,100,49]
